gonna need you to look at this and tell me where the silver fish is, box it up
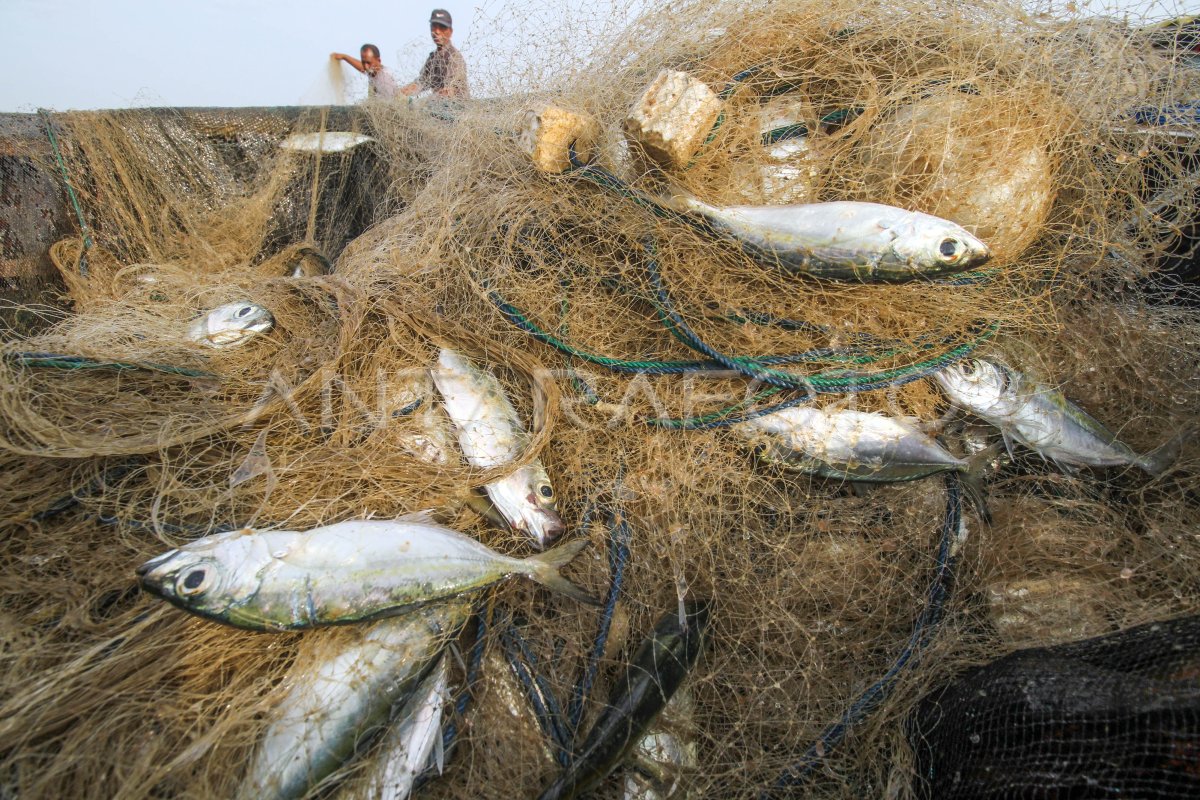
[431,349,565,548]
[136,513,596,631]
[734,404,996,520]
[733,405,969,483]
[359,653,450,800]
[383,370,456,466]
[663,195,991,282]
[934,358,1178,475]
[622,689,698,800]
[187,301,274,348]
[375,370,510,529]
[280,132,376,154]
[481,650,558,766]
[239,604,466,800]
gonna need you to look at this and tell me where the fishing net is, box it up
[2,0,1199,798]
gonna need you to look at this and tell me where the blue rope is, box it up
[566,503,632,741]
[761,471,964,797]
[501,618,573,766]
[432,602,490,760]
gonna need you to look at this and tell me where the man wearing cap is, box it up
[401,9,470,99]
[330,44,398,100]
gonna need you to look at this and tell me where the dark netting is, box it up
[912,615,1200,799]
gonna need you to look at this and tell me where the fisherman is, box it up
[330,44,398,100]
[400,9,470,99]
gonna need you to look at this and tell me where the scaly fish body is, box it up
[482,650,559,766]
[431,349,565,547]
[136,514,595,631]
[280,132,375,154]
[734,405,967,483]
[187,301,274,348]
[934,359,1171,474]
[622,731,694,800]
[666,196,991,282]
[384,370,456,465]
[622,689,698,800]
[360,653,451,800]
[239,604,464,800]
[537,601,710,800]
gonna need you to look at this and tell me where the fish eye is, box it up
[235,305,254,318]
[959,360,977,376]
[538,483,554,499]
[177,567,211,596]
[938,238,962,259]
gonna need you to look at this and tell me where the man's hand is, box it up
[331,53,366,74]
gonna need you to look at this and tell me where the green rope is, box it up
[38,109,92,277]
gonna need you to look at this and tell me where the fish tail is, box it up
[1138,427,1191,476]
[524,538,599,606]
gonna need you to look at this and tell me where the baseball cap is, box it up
[430,9,452,28]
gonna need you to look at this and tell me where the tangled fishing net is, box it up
[2,0,1199,797]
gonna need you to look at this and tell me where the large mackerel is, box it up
[662,195,991,282]
[934,358,1179,475]
[137,513,596,631]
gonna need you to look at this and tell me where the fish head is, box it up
[934,358,1015,413]
[487,463,566,549]
[188,301,275,349]
[891,216,992,276]
[136,529,270,623]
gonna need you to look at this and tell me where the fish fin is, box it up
[1139,427,1191,476]
[1000,432,1018,463]
[524,538,599,606]
[446,640,467,675]
[464,489,508,528]
[1048,455,1080,476]
[396,509,441,525]
[847,481,875,498]
[433,720,446,774]
[961,440,1005,525]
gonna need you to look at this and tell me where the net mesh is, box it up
[1,1,1199,798]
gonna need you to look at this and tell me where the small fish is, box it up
[378,370,511,528]
[359,653,451,800]
[187,301,274,349]
[733,405,971,482]
[734,405,995,520]
[662,195,991,282]
[431,349,566,548]
[280,132,376,154]
[623,731,694,800]
[537,600,710,800]
[382,370,456,465]
[622,689,698,800]
[283,246,333,278]
[934,358,1180,475]
[136,513,596,631]
[238,604,466,800]
[481,650,559,766]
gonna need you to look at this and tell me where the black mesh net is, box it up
[913,615,1200,799]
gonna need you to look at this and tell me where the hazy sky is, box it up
[0,0,1192,112]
